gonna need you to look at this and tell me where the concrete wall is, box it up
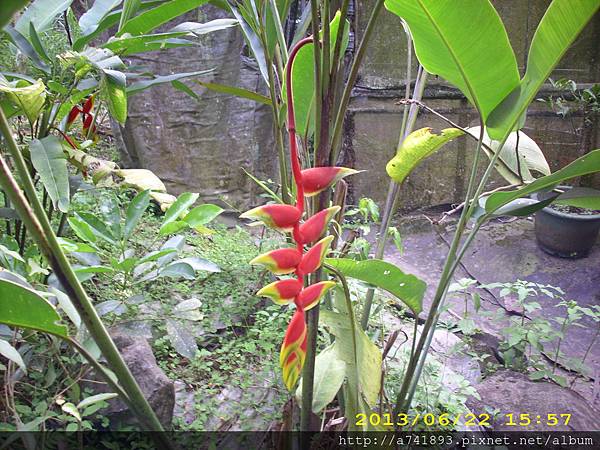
[348,0,600,210]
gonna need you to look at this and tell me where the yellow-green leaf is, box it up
[0,78,46,124]
[386,127,464,185]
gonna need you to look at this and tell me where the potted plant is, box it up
[533,186,600,258]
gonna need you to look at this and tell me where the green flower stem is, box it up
[0,110,170,443]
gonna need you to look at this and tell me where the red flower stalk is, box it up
[240,36,359,391]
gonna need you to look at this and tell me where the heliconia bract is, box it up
[279,309,307,391]
[298,206,340,244]
[256,278,303,304]
[250,248,302,275]
[82,95,94,114]
[67,106,81,126]
[297,235,334,276]
[300,166,359,197]
[240,204,302,231]
[241,37,360,392]
[297,281,336,311]
[83,113,93,131]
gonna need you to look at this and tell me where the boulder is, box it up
[468,369,600,431]
[87,333,175,429]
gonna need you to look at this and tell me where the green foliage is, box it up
[288,11,349,139]
[0,0,30,30]
[326,258,426,315]
[485,149,600,214]
[487,0,600,141]
[0,278,69,337]
[29,136,70,213]
[15,0,73,37]
[385,0,519,121]
[118,0,209,36]
[65,190,221,292]
[386,127,464,185]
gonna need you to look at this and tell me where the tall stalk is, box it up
[360,63,427,330]
[299,0,387,429]
[0,110,170,444]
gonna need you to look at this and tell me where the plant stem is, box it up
[553,318,568,375]
[393,123,486,416]
[360,67,427,330]
[268,58,291,204]
[0,110,170,443]
[330,0,385,164]
[571,323,599,388]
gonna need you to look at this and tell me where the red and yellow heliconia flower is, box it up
[300,167,360,197]
[256,278,303,305]
[297,281,336,311]
[280,309,307,391]
[240,204,302,232]
[297,235,334,276]
[298,206,340,244]
[249,247,302,275]
[241,37,363,392]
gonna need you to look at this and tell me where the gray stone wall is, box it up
[115,1,600,211]
[113,6,276,210]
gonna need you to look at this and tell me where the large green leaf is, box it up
[118,0,209,36]
[385,0,519,121]
[29,136,70,213]
[229,3,269,85]
[100,69,127,124]
[127,70,213,95]
[320,307,382,408]
[0,1,30,30]
[103,33,192,55]
[193,81,271,105]
[485,149,600,214]
[79,0,122,36]
[15,0,73,36]
[73,0,167,50]
[326,258,426,314]
[487,0,600,141]
[124,189,150,239]
[386,127,464,185]
[466,127,550,185]
[0,77,46,124]
[3,26,50,73]
[0,278,69,337]
[161,192,199,233]
[118,0,141,31]
[183,204,223,229]
[288,11,349,139]
[295,343,346,413]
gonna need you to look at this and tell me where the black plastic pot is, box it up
[533,186,600,259]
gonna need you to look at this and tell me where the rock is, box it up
[204,379,279,431]
[112,6,277,210]
[468,369,600,431]
[174,381,196,427]
[87,333,175,429]
[430,328,481,386]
